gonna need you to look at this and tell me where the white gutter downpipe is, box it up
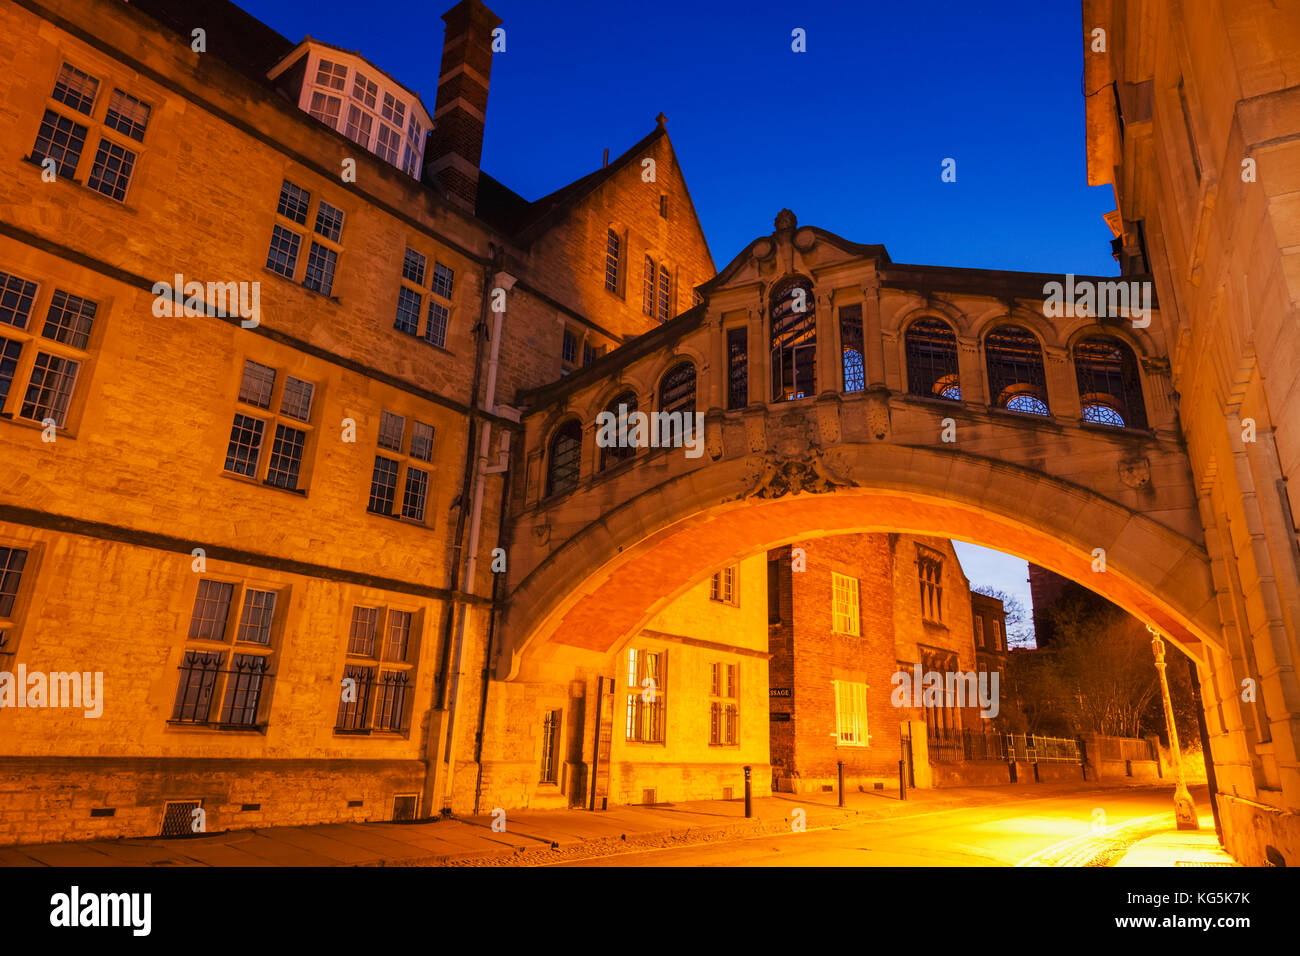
[439,270,516,812]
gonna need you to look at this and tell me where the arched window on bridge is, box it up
[545,419,582,497]
[600,390,638,471]
[986,324,1049,415]
[905,318,961,401]
[770,275,816,401]
[658,361,696,415]
[1074,335,1148,429]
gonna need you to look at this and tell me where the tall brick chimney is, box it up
[427,0,500,212]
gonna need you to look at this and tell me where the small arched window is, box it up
[770,275,816,401]
[600,390,638,470]
[659,361,696,415]
[604,229,620,294]
[1074,335,1147,429]
[905,318,960,401]
[986,325,1049,415]
[545,419,582,497]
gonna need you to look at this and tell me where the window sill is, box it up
[365,507,431,530]
[333,728,409,738]
[219,470,310,498]
[261,266,340,305]
[392,323,456,358]
[21,154,139,214]
[0,412,79,441]
[165,720,267,734]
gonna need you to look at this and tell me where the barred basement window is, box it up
[986,325,1049,415]
[170,578,281,728]
[0,270,97,431]
[916,550,943,621]
[605,229,621,293]
[546,419,582,497]
[1074,335,1147,429]
[833,680,868,746]
[625,648,665,743]
[726,327,748,409]
[709,662,739,746]
[224,359,317,491]
[600,391,638,471]
[336,604,420,734]
[905,318,960,400]
[540,708,561,783]
[831,571,860,636]
[840,304,864,393]
[658,361,696,415]
[770,275,816,401]
[710,566,739,606]
[368,410,435,522]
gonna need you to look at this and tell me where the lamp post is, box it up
[1147,625,1199,830]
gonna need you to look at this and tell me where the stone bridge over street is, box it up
[494,212,1219,683]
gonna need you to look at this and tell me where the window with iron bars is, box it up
[770,277,816,401]
[604,229,621,294]
[905,318,961,401]
[540,708,562,784]
[709,662,739,746]
[224,359,317,493]
[170,578,281,729]
[839,304,864,393]
[658,361,696,416]
[0,267,97,433]
[368,409,435,523]
[336,604,419,734]
[726,327,748,409]
[1074,335,1147,429]
[546,418,582,496]
[625,648,665,743]
[985,325,1049,415]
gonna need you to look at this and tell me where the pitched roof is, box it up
[476,125,667,244]
[129,0,295,85]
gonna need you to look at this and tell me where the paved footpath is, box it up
[0,780,1236,867]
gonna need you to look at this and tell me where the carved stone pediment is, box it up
[744,451,854,499]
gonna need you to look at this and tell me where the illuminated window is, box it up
[840,304,864,393]
[709,662,739,746]
[986,325,1049,415]
[834,680,868,746]
[831,572,860,636]
[905,318,960,401]
[625,648,665,743]
[770,276,816,401]
[710,566,739,606]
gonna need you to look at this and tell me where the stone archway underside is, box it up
[498,447,1218,680]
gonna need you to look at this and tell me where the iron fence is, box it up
[927,728,1082,765]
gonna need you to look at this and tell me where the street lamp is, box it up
[1147,625,1199,830]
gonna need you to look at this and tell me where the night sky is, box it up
[235,0,1103,633]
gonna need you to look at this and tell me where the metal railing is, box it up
[927,728,1082,765]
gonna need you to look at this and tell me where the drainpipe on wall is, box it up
[438,268,517,814]
[420,244,499,819]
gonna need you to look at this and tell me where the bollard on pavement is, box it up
[744,765,752,818]
[838,760,845,807]
[899,759,907,800]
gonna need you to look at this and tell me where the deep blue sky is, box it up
[238,0,1106,632]
[241,0,1117,277]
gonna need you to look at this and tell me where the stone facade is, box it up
[1084,0,1300,866]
